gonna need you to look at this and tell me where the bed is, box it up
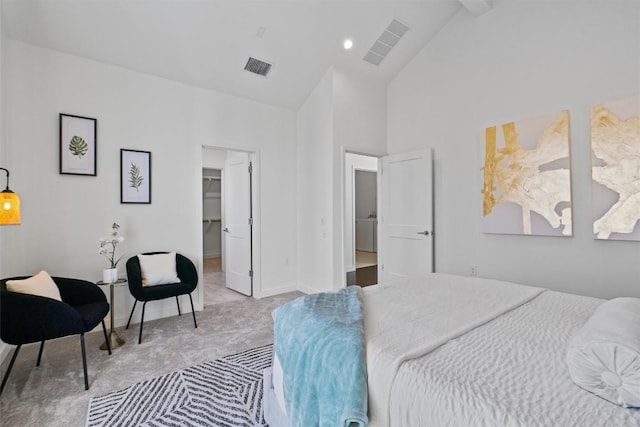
[264,273,640,427]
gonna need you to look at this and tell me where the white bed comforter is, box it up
[362,273,544,427]
[388,290,640,426]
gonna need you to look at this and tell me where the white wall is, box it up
[296,69,335,294]
[332,69,387,286]
[387,0,640,298]
[0,2,9,363]
[3,41,297,329]
[296,68,387,292]
[344,153,378,272]
[333,69,387,153]
[202,148,227,170]
[0,0,5,274]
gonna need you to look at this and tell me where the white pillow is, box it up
[138,252,179,287]
[6,270,62,301]
[567,297,640,408]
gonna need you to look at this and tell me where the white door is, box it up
[224,152,252,296]
[379,149,433,282]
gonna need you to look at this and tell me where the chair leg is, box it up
[101,320,112,355]
[126,300,138,329]
[80,334,89,390]
[138,301,147,344]
[188,293,198,328]
[36,341,45,367]
[0,345,22,395]
[176,296,182,316]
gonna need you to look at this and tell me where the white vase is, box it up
[103,268,118,283]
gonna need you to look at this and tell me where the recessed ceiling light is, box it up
[343,39,353,50]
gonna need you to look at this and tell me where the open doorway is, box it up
[202,147,257,307]
[344,152,379,287]
[202,166,225,306]
[354,170,378,285]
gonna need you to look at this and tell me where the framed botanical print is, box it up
[60,114,97,176]
[120,149,151,204]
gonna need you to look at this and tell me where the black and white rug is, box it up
[86,344,273,427]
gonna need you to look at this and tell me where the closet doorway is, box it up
[344,152,379,287]
[202,166,226,306]
[202,147,257,307]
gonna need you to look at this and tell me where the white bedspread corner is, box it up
[362,273,544,426]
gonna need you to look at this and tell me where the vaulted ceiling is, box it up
[0,1,488,110]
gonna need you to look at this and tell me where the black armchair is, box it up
[125,252,198,344]
[0,276,111,395]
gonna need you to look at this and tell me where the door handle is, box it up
[416,230,430,236]
[223,227,229,233]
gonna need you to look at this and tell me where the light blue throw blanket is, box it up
[272,286,368,427]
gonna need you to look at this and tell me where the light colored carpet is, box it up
[202,257,248,307]
[0,288,301,426]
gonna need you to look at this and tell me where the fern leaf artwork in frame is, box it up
[129,163,144,191]
[120,149,151,204]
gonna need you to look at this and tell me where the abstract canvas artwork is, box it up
[591,95,640,241]
[482,110,572,236]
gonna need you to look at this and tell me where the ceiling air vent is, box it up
[244,57,272,77]
[363,18,410,66]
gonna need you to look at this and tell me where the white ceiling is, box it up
[0,0,467,110]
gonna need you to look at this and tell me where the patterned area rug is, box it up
[86,344,273,427]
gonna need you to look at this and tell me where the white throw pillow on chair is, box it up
[138,252,179,287]
[6,270,62,301]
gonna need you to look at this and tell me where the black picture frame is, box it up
[59,114,97,176]
[120,149,151,204]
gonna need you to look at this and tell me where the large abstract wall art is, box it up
[482,110,573,236]
[591,95,640,241]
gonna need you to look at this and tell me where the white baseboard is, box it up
[254,285,297,299]
[204,252,221,259]
[295,285,317,295]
